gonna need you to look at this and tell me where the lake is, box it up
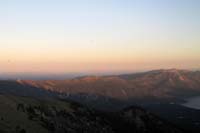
[182,96,200,110]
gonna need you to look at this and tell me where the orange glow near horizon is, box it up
[0,1,200,74]
[1,46,199,74]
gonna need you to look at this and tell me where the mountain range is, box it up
[12,69,199,108]
[20,69,200,97]
[0,69,200,132]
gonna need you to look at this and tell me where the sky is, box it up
[0,0,200,74]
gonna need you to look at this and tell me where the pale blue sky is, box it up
[0,0,200,73]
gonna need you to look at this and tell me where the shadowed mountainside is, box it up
[0,80,55,98]
[0,94,183,133]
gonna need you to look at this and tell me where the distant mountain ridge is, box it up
[19,69,200,100]
[0,69,200,110]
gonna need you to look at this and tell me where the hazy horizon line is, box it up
[0,68,199,80]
